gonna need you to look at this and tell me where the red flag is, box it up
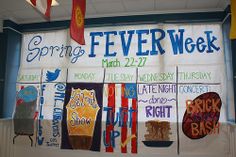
[29,0,52,19]
[70,0,86,45]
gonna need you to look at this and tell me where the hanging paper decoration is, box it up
[29,0,52,19]
[70,0,86,45]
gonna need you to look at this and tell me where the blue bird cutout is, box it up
[46,69,61,82]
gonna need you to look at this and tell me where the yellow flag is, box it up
[230,0,236,39]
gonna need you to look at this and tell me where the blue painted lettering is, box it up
[89,32,103,57]
[119,30,135,56]
[104,31,117,57]
[205,31,220,53]
[196,37,207,52]
[185,37,195,53]
[136,29,150,56]
[27,36,85,63]
[150,29,165,55]
[167,29,184,54]
[27,35,41,62]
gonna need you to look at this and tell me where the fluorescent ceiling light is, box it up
[26,0,59,7]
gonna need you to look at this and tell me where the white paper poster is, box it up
[13,23,234,155]
[37,68,67,148]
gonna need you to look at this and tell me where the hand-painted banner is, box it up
[101,83,137,153]
[13,69,41,146]
[14,24,235,155]
[21,24,224,68]
[61,83,103,151]
[37,68,67,148]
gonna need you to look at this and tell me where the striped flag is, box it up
[102,83,138,153]
[230,0,236,39]
[29,0,52,20]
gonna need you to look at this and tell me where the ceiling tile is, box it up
[62,4,71,14]
[9,12,40,23]
[123,0,155,12]
[51,6,70,19]
[56,0,72,5]
[187,0,220,9]
[155,0,188,11]
[12,9,42,20]
[57,0,94,5]
[93,1,125,14]
[61,3,96,18]
[2,0,32,11]
[91,0,121,2]
[0,0,228,24]
[86,3,97,16]
[0,11,15,20]
[217,0,230,8]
